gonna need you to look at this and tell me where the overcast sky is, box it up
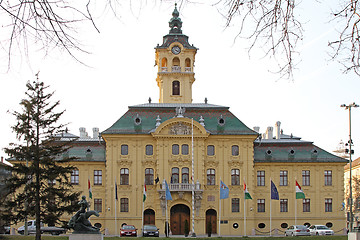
[1,0,359,162]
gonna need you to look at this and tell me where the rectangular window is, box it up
[257,171,265,186]
[207,145,215,156]
[280,199,288,212]
[325,198,332,212]
[181,144,189,155]
[120,198,129,212]
[121,144,128,155]
[145,145,153,155]
[231,145,239,156]
[324,170,332,186]
[71,169,79,185]
[302,170,310,186]
[207,169,215,185]
[257,199,265,212]
[145,168,154,185]
[120,168,129,185]
[231,169,240,185]
[280,170,288,186]
[94,170,102,185]
[303,199,310,212]
[232,198,240,212]
[172,144,179,155]
[94,199,102,212]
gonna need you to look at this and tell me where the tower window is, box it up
[161,58,168,72]
[172,81,180,95]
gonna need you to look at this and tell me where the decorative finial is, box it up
[204,97,208,104]
[148,97,152,103]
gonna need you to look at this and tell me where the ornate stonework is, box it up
[169,123,191,135]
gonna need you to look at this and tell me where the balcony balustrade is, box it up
[172,66,181,72]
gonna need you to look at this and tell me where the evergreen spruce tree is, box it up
[1,74,80,240]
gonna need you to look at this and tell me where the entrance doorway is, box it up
[170,204,190,235]
[143,209,155,225]
[206,209,217,234]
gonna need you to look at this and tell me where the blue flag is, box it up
[165,180,172,200]
[271,180,279,200]
[220,180,229,199]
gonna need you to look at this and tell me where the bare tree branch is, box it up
[329,0,360,76]
[216,0,303,79]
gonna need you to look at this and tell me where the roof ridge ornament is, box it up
[169,3,182,34]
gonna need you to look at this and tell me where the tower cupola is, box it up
[155,4,198,104]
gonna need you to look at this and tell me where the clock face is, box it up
[171,46,181,55]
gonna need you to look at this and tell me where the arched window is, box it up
[120,168,129,185]
[172,81,180,95]
[172,144,179,155]
[172,57,180,66]
[161,58,168,72]
[207,168,215,185]
[182,167,189,183]
[185,58,191,72]
[145,168,154,185]
[231,169,240,185]
[171,167,179,183]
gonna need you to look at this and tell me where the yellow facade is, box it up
[58,5,347,237]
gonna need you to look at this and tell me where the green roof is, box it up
[254,140,347,163]
[102,103,257,136]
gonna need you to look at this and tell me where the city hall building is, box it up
[60,6,347,236]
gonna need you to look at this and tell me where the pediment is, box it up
[152,117,208,138]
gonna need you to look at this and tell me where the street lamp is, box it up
[341,102,359,231]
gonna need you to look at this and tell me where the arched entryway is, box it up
[143,209,155,225]
[206,209,217,234]
[170,204,190,235]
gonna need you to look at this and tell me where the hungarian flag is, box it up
[143,183,147,202]
[295,180,305,199]
[88,179,93,199]
[244,181,252,200]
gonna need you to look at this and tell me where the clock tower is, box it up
[155,4,198,104]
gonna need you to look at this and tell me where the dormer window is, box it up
[172,81,180,95]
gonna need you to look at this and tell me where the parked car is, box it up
[17,220,66,235]
[120,225,137,237]
[142,225,159,237]
[284,225,310,236]
[309,225,334,235]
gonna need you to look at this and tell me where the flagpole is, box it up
[270,177,272,237]
[219,177,221,237]
[295,178,297,226]
[115,177,117,236]
[166,199,168,237]
[244,179,246,237]
[191,118,195,236]
[142,181,144,237]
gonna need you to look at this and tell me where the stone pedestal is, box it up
[349,232,360,240]
[70,234,103,240]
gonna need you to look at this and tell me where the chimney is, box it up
[1,156,3,163]
[79,127,88,138]
[92,127,99,139]
[253,126,260,133]
[266,126,273,139]
[275,121,281,139]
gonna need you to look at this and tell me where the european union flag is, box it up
[220,180,229,199]
[165,180,172,200]
[271,180,279,200]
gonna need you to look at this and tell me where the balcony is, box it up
[185,67,191,72]
[161,67,168,72]
[172,66,181,72]
[169,183,193,192]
